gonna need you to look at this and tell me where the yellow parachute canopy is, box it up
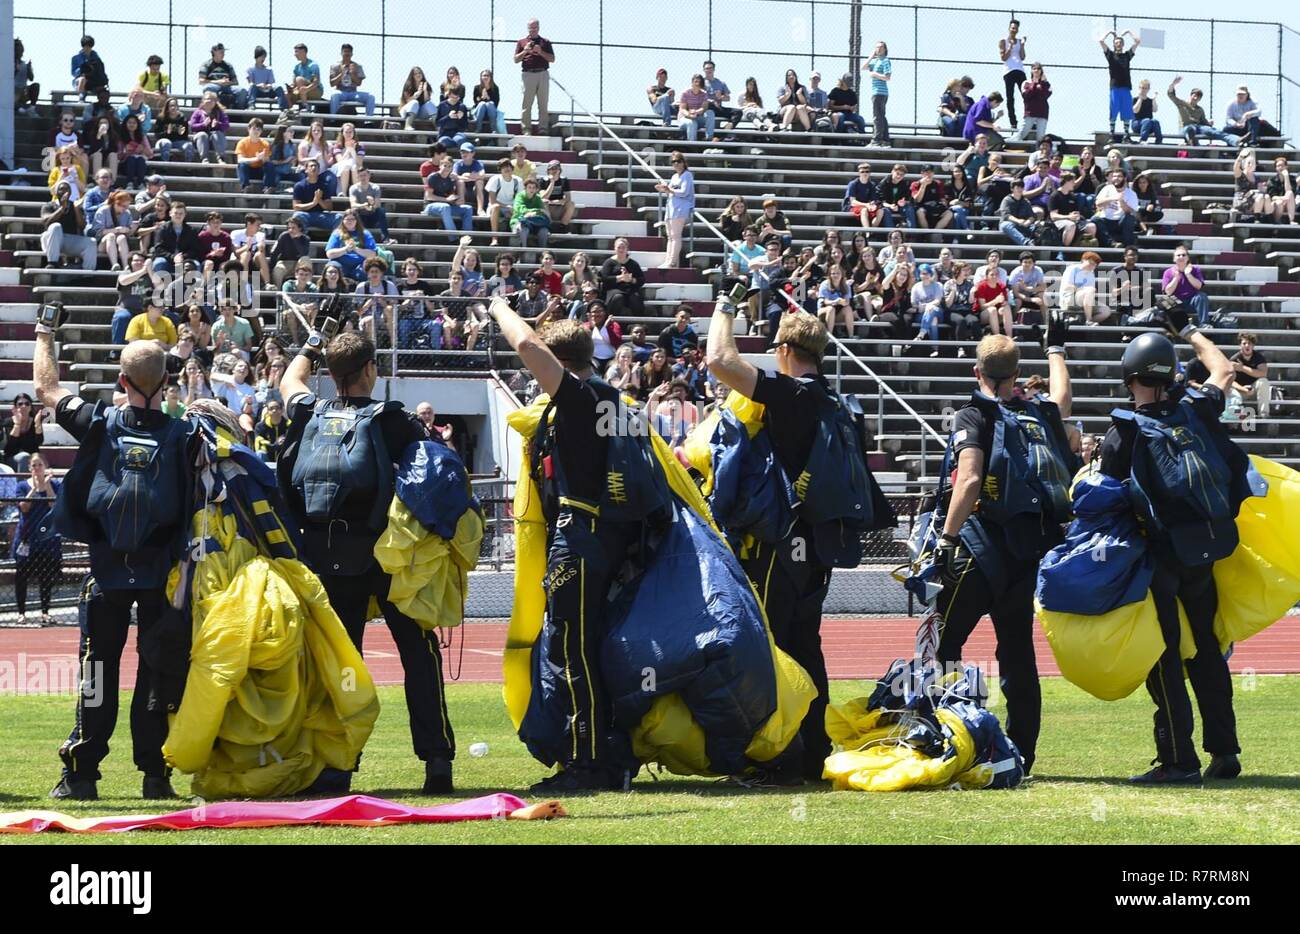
[162,506,380,799]
[1039,455,1300,700]
[503,394,814,775]
[374,497,485,631]
[823,703,994,791]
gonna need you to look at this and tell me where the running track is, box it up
[3,616,1298,691]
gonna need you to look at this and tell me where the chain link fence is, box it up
[15,1,1293,143]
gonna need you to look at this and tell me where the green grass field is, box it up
[3,677,1299,844]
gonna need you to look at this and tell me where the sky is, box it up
[12,1,1299,141]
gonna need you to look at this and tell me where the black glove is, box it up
[1043,307,1069,354]
[934,533,966,584]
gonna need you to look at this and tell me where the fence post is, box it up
[380,0,386,112]
[267,0,273,69]
[182,25,188,98]
[810,1,816,72]
[1210,20,1215,123]
[599,0,605,112]
[1279,25,1284,134]
[168,0,173,102]
[912,6,918,128]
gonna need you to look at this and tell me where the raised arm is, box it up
[704,297,759,399]
[488,296,565,396]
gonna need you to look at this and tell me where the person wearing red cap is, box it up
[648,68,676,125]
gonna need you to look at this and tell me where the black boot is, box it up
[50,775,98,801]
[300,767,353,796]
[422,757,454,794]
[529,763,627,795]
[1203,754,1241,780]
[1129,763,1202,785]
[142,774,178,800]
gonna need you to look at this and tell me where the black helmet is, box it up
[1121,332,1178,386]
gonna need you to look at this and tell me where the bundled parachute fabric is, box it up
[823,659,1025,791]
[374,440,485,630]
[162,414,379,799]
[1036,455,1300,701]
[503,395,814,777]
[0,794,565,834]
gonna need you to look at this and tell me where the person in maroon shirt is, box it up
[197,210,233,279]
[514,18,556,135]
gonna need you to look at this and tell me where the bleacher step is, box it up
[509,134,564,153]
[0,268,20,286]
[0,303,37,323]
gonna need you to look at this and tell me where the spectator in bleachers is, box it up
[638,347,672,401]
[450,236,485,296]
[267,123,296,188]
[1222,86,1262,147]
[355,257,399,341]
[825,72,865,134]
[254,398,290,461]
[533,250,562,297]
[246,46,288,112]
[1268,156,1296,225]
[116,88,153,134]
[1131,171,1164,234]
[1109,246,1149,323]
[81,113,119,180]
[231,212,272,285]
[189,91,229,165]
[736,78,766,128]
[282,257,318,307]
[325,210,379,282]
[944,261,980,353]
[153,98,194,162]
[947,165,976,232]
[957,134,990,187]
[1059,251,1110,324]
[182,357,215,403]
[878,229,915,272]
[1009,251,1046,327]
[512,177,551,256]
[329,44,375,116]
[151,199,202,279]
[1104,147,1134,180]
[330,122,366,201]
[49,112,88,176]
[912,164,957,230]
[14,38,38,115]
[1132,79,1163,144]
[727,226,763,288]
[863,40,892,147]
[71,35,109,103]
[1092,169,1139,248]
[439,66,464,102]
[851,245,884,317]
[938,78,969,137]
[198,43,247,109]
[162,381,186,418]
[701,60,736,129]
[215,359,256,411]
[658,306,699,358]
[911,263,945,355]
[89,189,137,271]
[198,210,233,279]
[977,154,1014,223]
[349,166,392,243]
[876,261,914,339]
[269,215,312,286]
[601,237,646,316]
[1161,244,1212,327]
[1230,333,1270,417]
[40,181,97,270]
[626,323,654,363]
[288,43,323,110]
[843,162,890,229]
[472,69,502,133]
[933,246,956,283]
[1022,159,1056,220]
[818,261,856,337]
[213,301,255,360]
[565,281,601,323]
[560,250,596,304]
[399,67,437,129]
[541,159,576,233]
[3,394,44,473]
[777,69,812,132]
[964,91,1005,150]
[1232,147,1269,220]
[718,194,753,242]
[515,18,555,135]
[813,229,844,266]
[973,263,1012,336]
[486,157,524,246]
[678,74,716,142]
[606,345,642,396]
[487,252,525,297]
[648,69,676,126]
[754,198,791,250]
[435,88,472,149]
[655,151,694,269]
[807,71,829,113]
[515,270,553,323]
[136,54,170,112]
[11,450,61,626]
[449,142,486,215]
[125,300,178,350]
[998,176,1040,247]
[111,251,156,342]
[510,142,536,183]
[1166,77,1232,146]
[877,163,917,228]
[998,19,1027,131]
[584,301,623,374]
[1100,30,1140,141]
[234,117,273,194]
[1014,63,1050,143]
[292,159,341,231]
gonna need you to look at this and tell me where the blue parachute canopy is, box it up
[394,440,477,540]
